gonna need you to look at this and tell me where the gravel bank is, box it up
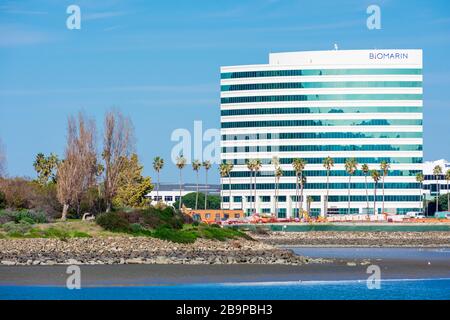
[0,237,309,266]
[251,231,450,247]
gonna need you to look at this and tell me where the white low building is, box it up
[145,184,220,207]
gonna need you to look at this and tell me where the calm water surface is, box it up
[1,247,449,300]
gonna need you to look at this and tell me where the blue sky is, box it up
[0,0,449,184]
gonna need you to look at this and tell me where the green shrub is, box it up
[152,226,198,244]
[2,220,33,236]
[17,210,48,224]
[96,207,185,233]
[96,212,131,233]
[1,210,49,224]
[19,217,35,225]
[130,223,145,233]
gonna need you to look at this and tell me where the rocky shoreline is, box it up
[251,231,450,247]
[0,237,310,266]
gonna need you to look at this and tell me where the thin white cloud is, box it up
[83,11,129,21]
[0,24,52,47]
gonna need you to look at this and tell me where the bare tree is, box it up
[102,110,134,212]
[57,113,98,220]
[0,137,6,177]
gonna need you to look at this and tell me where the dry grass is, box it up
[33,220,127,237]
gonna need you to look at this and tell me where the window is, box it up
[222,130,422,140]
[223,182,420,190]
[221,106,422,116]
[221,119,422,128]
[222,144,422,153]
[221,94,422,104]
[235,214,241,218]
[164,196,173,201]
[221,68,422,79]
[221,81,421,91]
[277,208,286,218]
[225,157,423,165]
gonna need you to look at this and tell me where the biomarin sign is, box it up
[369,52,409,60]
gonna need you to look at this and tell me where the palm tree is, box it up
[446,170,450,212]
[380,161,390,215]
[226,162,234,210]
[306,195,313,219]
[344,158,358,215]
[152,157,164,203]
[292,158,306,218]
[433,165,443,212]
[300,175,307,217]
[192,159,201,210]
[219,163,228,211]
[202,160,211,209]
[322,156,334,217]
[253,159,262,214]
[272,156,281,215]
[246,159,255,215]
[416,173,424,214]
[371,170,381,215]
[176,155,186,210]
[361,164,370,213]
[275,166,283,217]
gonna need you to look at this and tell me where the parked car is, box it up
[405,212,426,219]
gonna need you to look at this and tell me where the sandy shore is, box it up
[1,256,449,287]
[252,231,450,247]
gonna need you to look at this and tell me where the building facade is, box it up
[220,49,423,216]
[423,159,450,199]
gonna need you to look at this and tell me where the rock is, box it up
[66,259,81,265]
[1,260,15,266]
[226,257,235,264]
[154,256,169,264]
[0,234,314,266]
[125,258,144,264]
